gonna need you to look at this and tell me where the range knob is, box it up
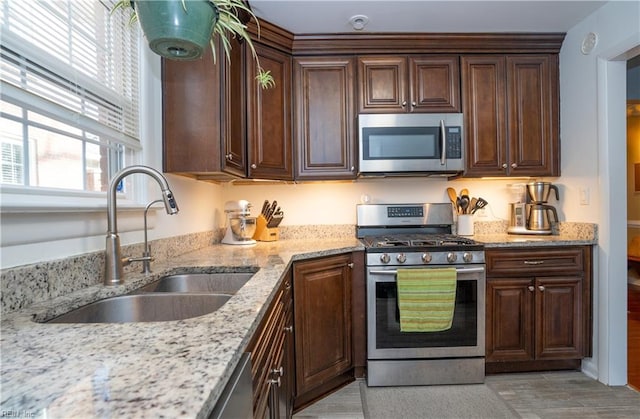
[380,253,391,264]
[397,253,407,263]
[421,253,432,263]
[447,252,458,263]
[463,252,473,262]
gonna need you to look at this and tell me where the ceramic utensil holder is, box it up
[457,214,474,236]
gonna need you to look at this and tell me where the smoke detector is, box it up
[349,15,369,31]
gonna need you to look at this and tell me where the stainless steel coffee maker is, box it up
[526,181,559,234]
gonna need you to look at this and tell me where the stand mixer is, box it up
[222,200,257,245]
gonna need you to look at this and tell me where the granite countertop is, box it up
[1,238,363,418]
[1,230,597,418]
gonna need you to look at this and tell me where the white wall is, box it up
[559,0,640,385]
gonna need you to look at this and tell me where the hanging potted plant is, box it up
[112,0,275,88]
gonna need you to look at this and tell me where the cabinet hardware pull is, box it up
[251,163,257,169]
[528,286,535,292]
[285,281,291,290]
[347,263,354,268]
[284,325,293,333]
[401,100,407,107]
[502,163,507,169]
[523,260,544,265]
[538,285,545,291]
[412,101,417,107]
[226,153,232,160]
[268,377,281,387]
[511,163,518,168]
[271,366,284,376]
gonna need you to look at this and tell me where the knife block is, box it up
[253,215,279,242]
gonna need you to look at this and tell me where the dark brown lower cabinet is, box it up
[485,246,592,373]
[248,270,294,419]
[292,253,355,412]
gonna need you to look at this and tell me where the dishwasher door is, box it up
[209,352,253,419]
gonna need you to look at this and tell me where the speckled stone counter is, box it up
[471,221,598,247]
[1,238,363,418]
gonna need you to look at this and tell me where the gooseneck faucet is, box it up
[104,165,179,285]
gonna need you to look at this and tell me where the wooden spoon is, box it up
[446,187,458,205]
[460,188,469,198]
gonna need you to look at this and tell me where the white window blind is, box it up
[0,0,141,194]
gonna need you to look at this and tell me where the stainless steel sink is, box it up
[47,293,231,324]
[137,272,255,294]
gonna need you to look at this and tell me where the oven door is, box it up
[367,265,485,359]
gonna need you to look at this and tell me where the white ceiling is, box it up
[249,0,608,34]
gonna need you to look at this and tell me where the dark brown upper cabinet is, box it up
[462,54,560,177]
[163,46,229,179]
[357,55,460,114]
[293,56,357,180]
[246,43,294,180]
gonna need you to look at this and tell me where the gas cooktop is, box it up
[360,233,483,253]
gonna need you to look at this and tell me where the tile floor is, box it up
[294,371,640,418]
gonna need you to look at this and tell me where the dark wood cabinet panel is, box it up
[162,48,224,174]
[409,55,460,112]
[462,54,559,177]
[535,277,583,360]
[247,43,293,180]
[485,247,592,373]
[248,271,294,419]
[486,278,534,362]
[294,56,356,180]
[358,55,460,113]
[293,254,353,402]
[221,37,247,177]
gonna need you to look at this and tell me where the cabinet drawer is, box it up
[486,247,585,276]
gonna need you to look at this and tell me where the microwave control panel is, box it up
[446,127,462,159]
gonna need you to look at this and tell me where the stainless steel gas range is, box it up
[357,203,486,386]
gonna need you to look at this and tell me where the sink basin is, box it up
[47,293,231,324]
[137,272,254,294]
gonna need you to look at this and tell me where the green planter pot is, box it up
[134,0,218,60]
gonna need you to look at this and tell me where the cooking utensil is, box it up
[471,197,488,214]
[447,187,458,212]
[459,195,470,214]
[460,188,469,198]
[469,197,478,215]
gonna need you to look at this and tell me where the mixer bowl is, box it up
[229,216,257,240]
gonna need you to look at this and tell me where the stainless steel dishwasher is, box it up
[209,353,253,419]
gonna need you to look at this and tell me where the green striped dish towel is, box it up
[396,268,457,332]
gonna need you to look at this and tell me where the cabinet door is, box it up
[506,55,559,177]
[293,254,353,396]
[221,37,247,177]
[294,57,356,180]
[409,55,460,112]
[247,44,293,180]
[162,47,224,173]
[358,56,407,113]
[486,278,534,362]
[535,276,583,359]
[461,55,508,177]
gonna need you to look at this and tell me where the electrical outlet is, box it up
[579,187,590,205]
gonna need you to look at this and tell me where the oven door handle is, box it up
[368,266,485,275]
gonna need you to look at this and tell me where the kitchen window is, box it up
[0,0,141,207]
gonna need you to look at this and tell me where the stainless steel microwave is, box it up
[358,113,464,176]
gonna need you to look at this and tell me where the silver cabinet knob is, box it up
[502,163,508,169]
[402,100,407,107]
[538,285,545,292]
[412,101,417,107]
[251,163,257,169]
[271,366,284,376]
[226,153,232,160]
[511,163,518,168]
[528,286,535,292]
[284,325,293,333]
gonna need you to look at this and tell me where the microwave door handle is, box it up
[440,119,446,165]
